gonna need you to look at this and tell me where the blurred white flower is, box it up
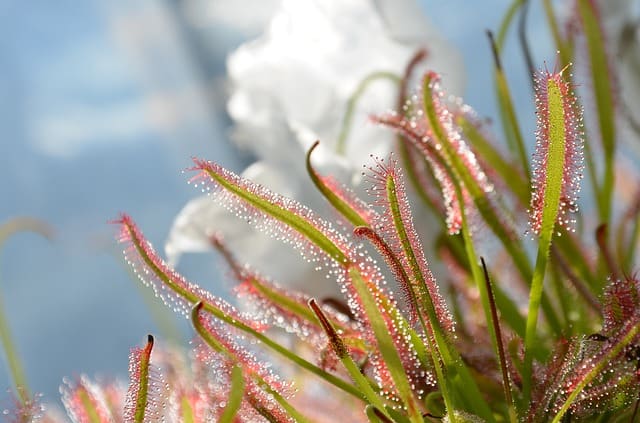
[166,0,465,297]
[227,0,464,167]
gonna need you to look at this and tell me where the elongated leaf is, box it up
[366,156,455,334]
[114,214,263,330]
[61,376,115,423]
[306,141,376,228]
[219,365,245,423]
[346,267,423,423]
[115,214,363,400]
[308,299,391,419]
[191,303,307,423]
[575,0,616,222]
[523,67,585,402]
[190,158,434,415]
[191,159,349,265]
[124,335,164,423]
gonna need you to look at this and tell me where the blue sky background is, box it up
[0,0,553,405]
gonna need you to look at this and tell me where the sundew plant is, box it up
[3,0,640,422]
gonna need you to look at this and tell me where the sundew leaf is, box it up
[190,157,434,412]
[601,276,640,334]
[346,267,424,423]
[427,73,571,335]
[550,320,640,422]
[190,158,349,266]
[306,141,376,228]
[308,299,391,420]
[218,365,244,423]
[523,67,585,403]
[365,155,455,335]
[528,69,584,237]
[372,112,467,235]
[375,73,542,306]
[364,156,461,418]
[191,303,305,423]
[124,335,165,423]
[115,215,362,400]
[60,376,115,423]
[114,214,264,328]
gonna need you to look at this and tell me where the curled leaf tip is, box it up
[309,298,348,359]
[124,334,162,423]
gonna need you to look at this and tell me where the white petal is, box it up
[227,0,465,170]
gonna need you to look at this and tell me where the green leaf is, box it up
[308,299,391,420]
[0,217,53,405]
[347,267,424,423]
[336,71,400,155]
[551,322,640,423]
[523,74,578,403]
[195,159,349,265]
[306,141,371,227]
[488,30,531,179]
[576,0,616,223]
[422,73,561,336]
[191,303,311,423]
[132,335,154,423]
[219,365,245,423]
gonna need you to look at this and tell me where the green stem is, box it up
[0,217,53,406]
[496,0,524,49]
[0,293,29,405]
[335,71,400,155]
[522,223,553,403]
[134,335,153,423]
[308,299,391,419]
[487,30,531,179]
